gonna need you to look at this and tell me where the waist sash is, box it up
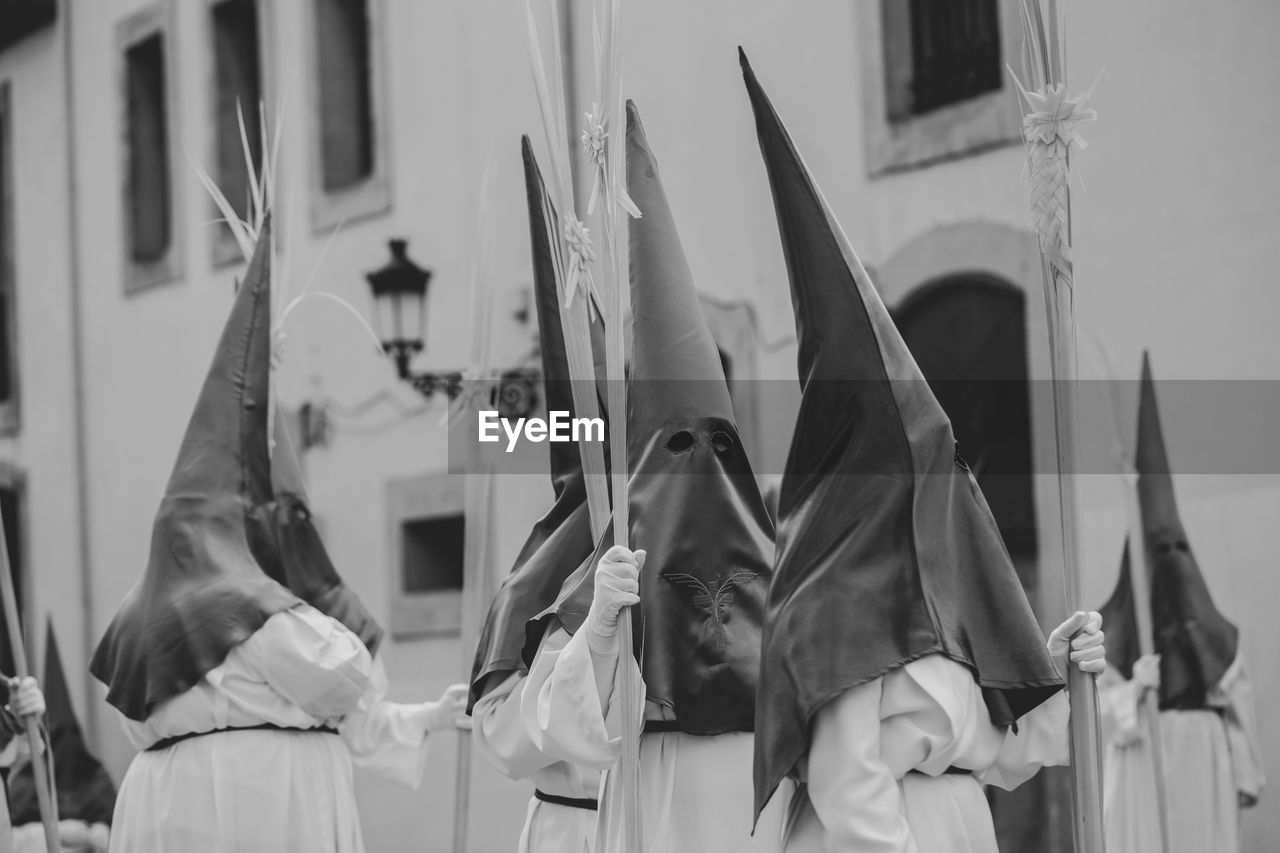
[534,789,599,811]
[145,723,339,752]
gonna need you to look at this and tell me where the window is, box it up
[119,7,181,290]
[315,0,374,190]
[402,515,465,593]
[0,83,17,434]
[309,0,389,228]
[0,473,24,678]
[0,0,57,54]
[210,0,263,261]
[857,0,1022,174]
[125,36,170,264]
[387,475,466,638]
[888,0,1002,120]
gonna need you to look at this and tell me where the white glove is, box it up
[418,683,469,733]
[1132,654,1161,692]
[584,546,645,654]
[1047,610,1106,675]
[7,676,44,717]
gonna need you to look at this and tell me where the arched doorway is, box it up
[893,274,1067,853]
[894,275,1036,564]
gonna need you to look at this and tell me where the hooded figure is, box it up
[467,138,608,853]
[1098,353,1263,853]
[519,101,786,853]
[91,218,299,722]
[248,410,385,656]
[8,623,115,853]
[741,50,1106,853]
[95,222,467,853]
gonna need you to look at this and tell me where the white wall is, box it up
[63,1,550,849]
[0,14,92,738]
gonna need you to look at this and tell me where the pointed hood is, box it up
[9,623,116,827]
[91,219,299,721]
[1098,354,1238,709]
[467,138,606,710]
[245,410,385,655]
[741,49,1062,816]
[532,102,774,736]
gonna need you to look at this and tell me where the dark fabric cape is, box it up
[467,137,607,711]
[246,411,385,656]
[527,101,775,736]
[91,220,300,722]
[740,49,1063,817]
[9,623,117,826]
[1098,354,1238,710]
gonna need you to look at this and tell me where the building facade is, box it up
[0,0,1276,850]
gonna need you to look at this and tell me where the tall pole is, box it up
[451,167,500,853]
[1120,463,1171,852]
[586,2,642,850]
[452,458,493,853]
[1042,271,1106,853]
[60,0,100,749]
[1091,334,1171,853]
[1013,1,1105,850]
[524,3,637,848]
[0,518,60,851]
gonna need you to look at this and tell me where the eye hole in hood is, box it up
[665,430,697,454]
[711,430,735,454]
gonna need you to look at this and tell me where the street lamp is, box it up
[366,238,539,417]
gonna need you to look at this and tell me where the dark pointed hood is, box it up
[91,219,299,721]
[467,137,606,710]
[1098,354,1238,709]
[9,622,116,826]
[741,49,1062,816]
[246,410,385,655]
[532,101,774,736]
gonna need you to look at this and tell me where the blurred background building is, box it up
[0,0,1276,850]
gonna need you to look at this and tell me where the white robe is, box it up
[108,604,432,853]
[784,654,1071,853]
[473,671,600,853]
[521,626,789,853]
[1,727,20,852]
[1100,654,1265,853]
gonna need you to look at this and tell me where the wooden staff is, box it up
[1089,333,1170,853]
[525,3,637,849]
[587,2,642,849]
[451,169,500,853]
[0,518,60,851]
[525,0,611,539]
[1120,462,1171,852]
[1042,261,1106,853]
[453,464,494,853]
[1013,2,1105,850]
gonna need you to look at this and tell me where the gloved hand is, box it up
[7,676,44,717]
[1047,610,1106,676]
[1133,654,1161,692]
[419,683,469,733]
[584,546,645,654]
